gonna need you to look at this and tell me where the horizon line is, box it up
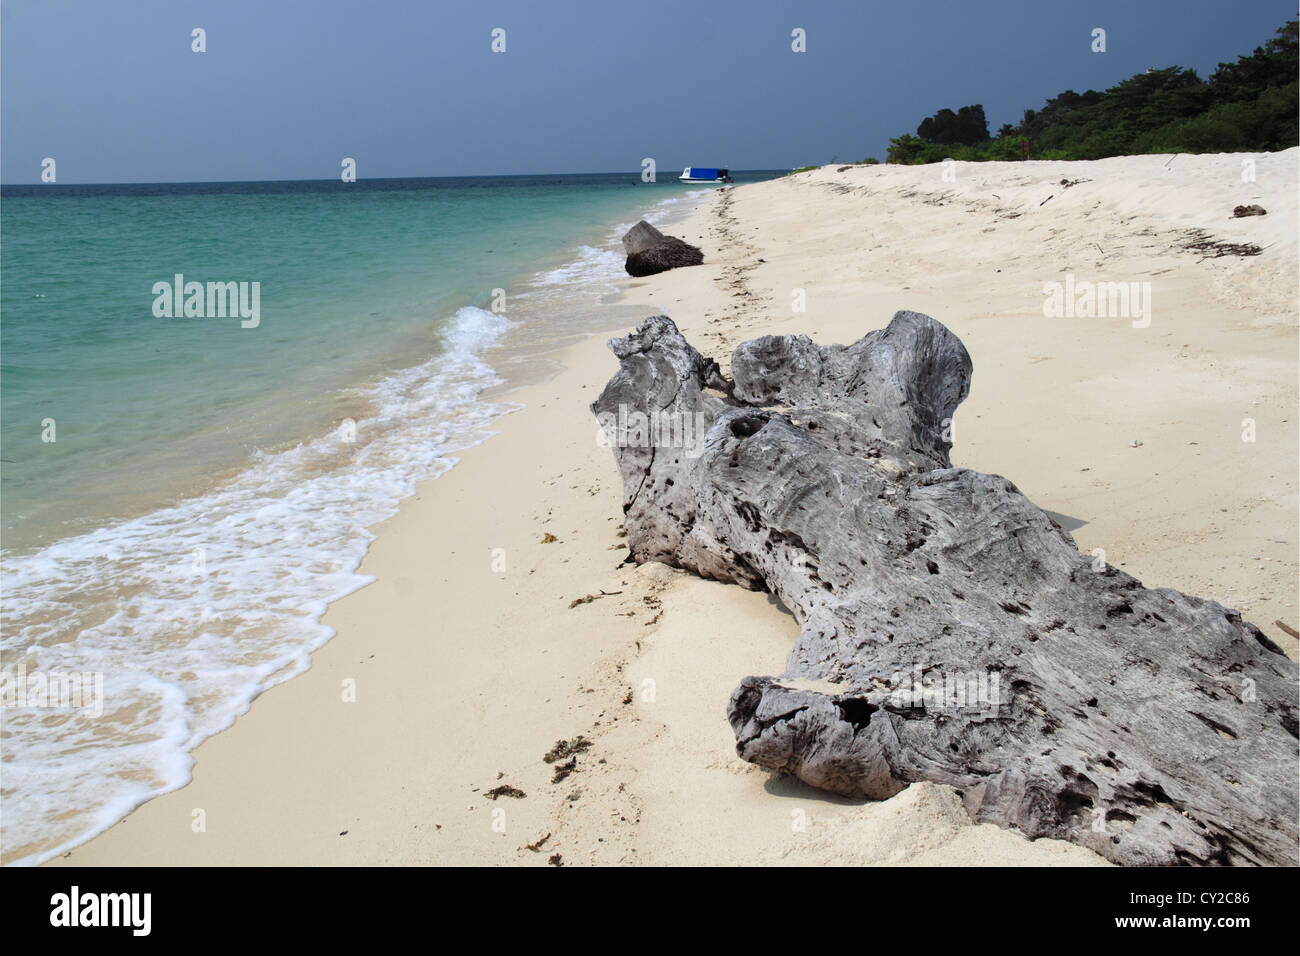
[0,168,792,189]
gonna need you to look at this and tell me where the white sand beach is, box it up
[53,151,1297,867]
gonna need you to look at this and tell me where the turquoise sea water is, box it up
[0,171,781,865]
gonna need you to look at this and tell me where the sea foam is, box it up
[0,305,515,866]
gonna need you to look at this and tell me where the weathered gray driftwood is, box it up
[621,220,704,277]
[591,311,1299,866]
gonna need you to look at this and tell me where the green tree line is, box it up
[885,20,1297,164]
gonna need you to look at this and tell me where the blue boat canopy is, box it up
[686,167,721,180]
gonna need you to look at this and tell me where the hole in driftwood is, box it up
[730,415,766,439]
[1133,781,1176,808]
[837,698,878,731]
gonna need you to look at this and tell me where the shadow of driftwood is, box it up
[765,592,796,618]
[763,773,873,806]
[1045,510,1088,533]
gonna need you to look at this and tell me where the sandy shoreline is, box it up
[51,151,1297,866]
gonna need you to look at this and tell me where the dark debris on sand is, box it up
[543,735,592,764]
[1181,228,1262,258]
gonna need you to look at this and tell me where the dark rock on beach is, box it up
[622,220,704,277]
[625,237,704,277]
[1232,204,1267,217]
[591,310,1300,866]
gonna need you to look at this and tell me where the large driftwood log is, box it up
[592,311,1299,865]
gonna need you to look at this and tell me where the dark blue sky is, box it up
[2,0,1293,183]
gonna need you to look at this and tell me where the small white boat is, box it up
[679,166,732,184]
